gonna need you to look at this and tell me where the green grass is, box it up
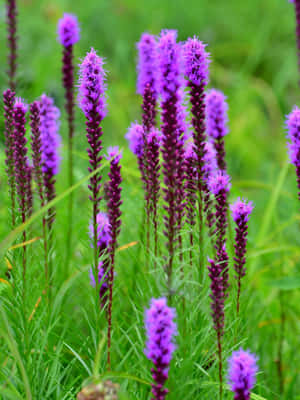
[1,0,300,398]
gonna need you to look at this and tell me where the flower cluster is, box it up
[227,349,259,400]
[57,13,80,47]
[286,106,300,200]
[145,298,177,400]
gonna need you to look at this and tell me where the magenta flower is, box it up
[57,13,80,47]
[3,89,16,226]
[89,212,111,252]
[145,298,177,400]
[5,0,17,90]
[137,33,158,131]
[158,29,186,288]
[230,198,253,314]
[203,141,217,230]
[286,106,300,200]
[39,94,61,227]
[227,349,259,400]
[105,146,123,368]
[206,89,229,171]
[125,122,144,158]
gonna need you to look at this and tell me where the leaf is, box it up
[117,241,138,252]
[268,276,300,291]
[8,237,41,250]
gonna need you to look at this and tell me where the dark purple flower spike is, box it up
[227,348,259,400]
[158,29,186,292]
[230,198,253,314]
[13,98,29,296]
[137,33,159,132]
[208,171,231,399]
[286,106,300,200]
[30,101,50,286]
[78,48,107,287]
[145,298,177,400]
[206,89,229,171]
[57,13,80,259]
[145,129,161,260]
[203,141,217,231]
[105,146,123,369]
[183,37,210,267]
[89,212,111,309]
[39,94,61,228]
[5,0,17,90]
[3,89,16,226]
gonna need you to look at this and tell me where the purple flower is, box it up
[39,94,61,176]
[106,145,123,368]
[286,106,300,200]
[208,171,231,196]
[57,13,80,47]
[227,349,259,400]
[3,88,16,226]
[144,298,177,400]
[183,36,210,86]
[137,33,158,99]
[203,141,217,181]
[125,122,144,157]
[89,261,110,309]
[158,29,186,286]
[206,89,229,171]
[230,198,253,314]
[5,0,17,90]
[89,212,111,252]
[105,146,122,163]
[78,48,107,120]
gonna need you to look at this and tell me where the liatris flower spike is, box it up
[78,48,107,281]
[158,29,186,290]
[206,89,229,171]
[3,89,16,226]
[89,212,111,309]
[145,128,161,259]
[39,94,61,228]
[137,33,158,131]
[145,298,177,400]
[183,37,210,262]
[105,146,123,368]
[230,198,253,314]
[57,13,80,261]
[13,97,29,295]
[203,141,217,230]
[286,106,300,200]
[5,0,18,90]
[227,348,259,400]
[125,122,145,176]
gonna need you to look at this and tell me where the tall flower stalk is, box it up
[13,98,29,298]
[39,94,61,229]
[78,48,107,288]
[203,141,217,231]
[208,171,231,400]
[5,0,17,90]
[106,147,123,369]
[144,298,177,400]
[286,106,300,200]
[206,89,229,171]
[3,89,16,226]
[30,101,49,292]
[58,13,80,266]
[158,29,185,292]
[183,37,210,268]
[227,349,259,400]
[230,198,253,315]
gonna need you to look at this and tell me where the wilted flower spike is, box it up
[230,198,253,314]
[57,13,80,47]
[206,89,229,171]
[227,348,259,400]
[286,106,300,200]
[145,298,177,400]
